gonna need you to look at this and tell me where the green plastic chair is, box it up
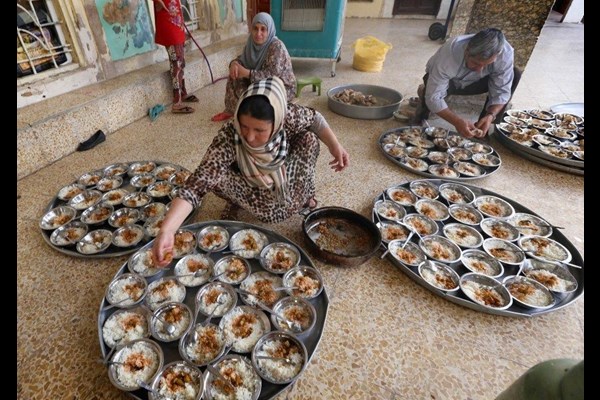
[296,77,322,97]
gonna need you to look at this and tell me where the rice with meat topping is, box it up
[208,357,260,400]
[461,252,501,277]
[146,278,186,311]
[214,256,250,285]
[153,303,191,341]
[221,307,268,353]
[420,267,458,291]
[155,362,202,400]
[198,287,236,317]
[113,225,144,247]
[461,280,507,308]
[173,230,196,258]
[103,309,149,347]
[107,275,145,306]
[240,272,283,308]
[444,225,481,247]
[520,237,568,261]
[182,324,226,365]
[230,229,267,259]
[129,249,161,277]
[506,280,553,307]
[277,304,312,332]
[175,254,213,287]
[524,269,573,292]
[113,340,161,389]
[255,338,304,383]
[286,270,321,298]
[262,245,299,272]
[380,223,409,242]
[440,188,468,204]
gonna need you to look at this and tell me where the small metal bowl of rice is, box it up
[252,331,308,385]
[270,296,317,337]
[107,338,164,392]
[149,360,203,400]
[202,354,262,400]
[282,265,324,300]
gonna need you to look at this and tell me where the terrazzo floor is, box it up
[17,13,583,400]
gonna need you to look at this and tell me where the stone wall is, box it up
[449,0,555,70]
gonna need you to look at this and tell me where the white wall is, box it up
[562,0,584,23]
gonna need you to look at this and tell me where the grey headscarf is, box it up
[239,12,276,70]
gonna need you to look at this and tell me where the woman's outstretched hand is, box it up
[151,230,174,268]
[328,143,349,172]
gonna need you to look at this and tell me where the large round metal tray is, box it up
[40,161,196,258]
[550,102,584,116]
[97,220,328,400]
[494,109,584,170]
[327,84,403,119]
[495,140,584,176]
[373,179,583,318]
[378,126,502,181]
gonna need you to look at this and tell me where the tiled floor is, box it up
[17,13,583,400]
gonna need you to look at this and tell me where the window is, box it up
[282,0,326,31]
[181,0,199,31]
[17,0,72,78]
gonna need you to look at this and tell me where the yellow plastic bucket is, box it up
[352,36,393,72]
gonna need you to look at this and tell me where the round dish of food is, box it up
[372,178,583,318]
[98,220,329,400]
[40,161,197,258]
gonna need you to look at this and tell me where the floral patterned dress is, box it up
[224,39,297,114]
[153,0,185,46]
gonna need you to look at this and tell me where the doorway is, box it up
[247,0,271,29]
[393,0,441,15]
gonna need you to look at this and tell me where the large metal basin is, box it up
[327,84,403,119]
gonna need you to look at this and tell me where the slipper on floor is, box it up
[172,105,195,114]
[77,130,106,151]
[211,112,233,122]
[183,94,199,103]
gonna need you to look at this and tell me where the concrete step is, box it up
[17,36,245,180]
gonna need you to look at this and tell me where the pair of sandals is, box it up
[172,94,199,114]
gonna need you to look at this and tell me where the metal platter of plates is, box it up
[372,179,583,318]
[97,220,328,400]
[39,161,196,258]
[494,108,584,176]
[378,126,502,180]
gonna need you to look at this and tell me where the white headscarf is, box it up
[239,12,276,70]
[233,77,289,204]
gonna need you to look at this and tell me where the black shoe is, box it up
[77,130,106,151]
